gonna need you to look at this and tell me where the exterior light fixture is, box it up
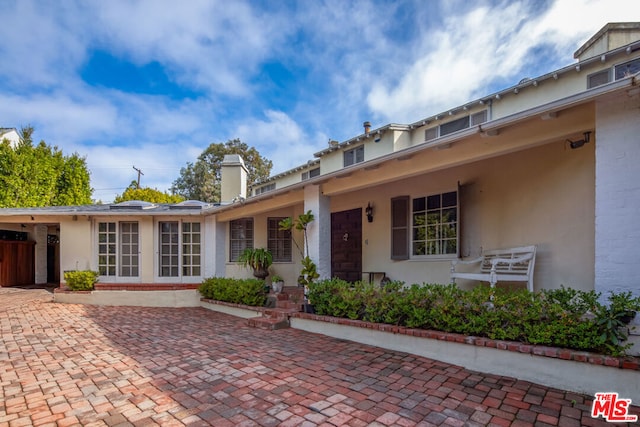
[567,131,592,149]
[366,202,374,223]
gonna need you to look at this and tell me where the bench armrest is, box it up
[451,256,483,274]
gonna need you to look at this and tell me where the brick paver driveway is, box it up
[0,290,627,426]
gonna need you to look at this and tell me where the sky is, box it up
[1,0,639,203]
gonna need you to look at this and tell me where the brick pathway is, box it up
[0,295,636,426]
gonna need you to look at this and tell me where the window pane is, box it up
[442,191,457,207]
[120,222,139,277]
[230,218,253,261]
[267,217,292,262]
[427,195,440,210]
[411,191,458,256]
[159,221,179,276]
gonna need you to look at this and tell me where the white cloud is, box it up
[366,0,640,123]
[89,0,291,96]
[234,110,325,174]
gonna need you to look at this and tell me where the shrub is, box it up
[63,270,99,291]
[306,280,640,356]
[198,277,267,307]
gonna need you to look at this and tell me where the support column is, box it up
[34,224,48,285]
[304,184,331,280]
[595,92,640,304]
[205,215,227,279]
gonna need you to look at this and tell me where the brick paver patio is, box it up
[0,288,636,426]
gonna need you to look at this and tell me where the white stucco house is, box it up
[0,23,639,310]
[0,127,20,147]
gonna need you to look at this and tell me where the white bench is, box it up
[450,245,537,292]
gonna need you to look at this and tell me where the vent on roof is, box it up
[109,200,157,210]
[169,200,210,210]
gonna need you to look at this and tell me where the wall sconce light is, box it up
[567,131,591,149]
[366,202,374,223]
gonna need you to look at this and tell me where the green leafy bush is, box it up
[198,277,267,307]
[63,270,99,291]
[307,280,640,356]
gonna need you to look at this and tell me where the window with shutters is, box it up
[412,191,458,257]
[391,191,459,260]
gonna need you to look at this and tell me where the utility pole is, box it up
[132,166,144,188]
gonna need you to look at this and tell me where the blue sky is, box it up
[1,0,639,203]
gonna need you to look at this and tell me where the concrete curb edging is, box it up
[288,315,640,403]
[199,299,264,319]
[53,289,201,307]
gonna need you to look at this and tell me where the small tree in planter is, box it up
[63,270,99,291]
[237,248,273,280]
[279,210,319,310]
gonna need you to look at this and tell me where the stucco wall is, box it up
[330,138,595,291]
[59,217,92,276]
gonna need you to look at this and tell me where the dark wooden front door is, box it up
[331,208,362,282]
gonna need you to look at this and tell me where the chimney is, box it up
[220,154,248,204]
[363,121,371,135]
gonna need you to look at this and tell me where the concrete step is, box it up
[276,300,302,310]
[247,316,290,330]
[247,307,300,330]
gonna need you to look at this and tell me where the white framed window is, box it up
[230,218,253,262]
[615,57,640,80]
[158,221,202,277]
[159,222,179,277]
[267,217,292,262]
[425,127,438,142]
[182,222,201,276]
[391,191,459,259]
[255,183,275,195]
[440,116,469,137]
[97,221,139,277]
[412,191,458,257]
[302,167,320,181]
[587,69,611,89]
[424,111,487,142]
[344,145,364,167]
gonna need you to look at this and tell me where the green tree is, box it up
[0,126,92,207]
[171,138,272,203]
[114,181,185,204]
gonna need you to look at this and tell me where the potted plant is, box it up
[271,275,284,294]
[237,248,273,280]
